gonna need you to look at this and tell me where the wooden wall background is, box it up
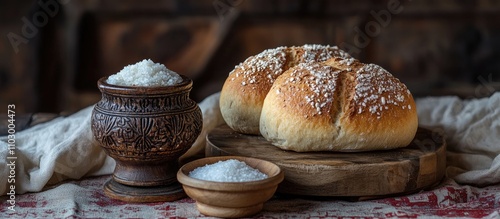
[1,0,500,114]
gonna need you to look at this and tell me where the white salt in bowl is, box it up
[177,156,284,218]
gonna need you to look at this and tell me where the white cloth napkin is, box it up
[1,91,499,195]
[416,92,500,186]
[0,106,114,195]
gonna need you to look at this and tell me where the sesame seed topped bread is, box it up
[220,45,417,152]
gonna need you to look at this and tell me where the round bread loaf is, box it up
[259,57,418,152]
[220,45,351,135]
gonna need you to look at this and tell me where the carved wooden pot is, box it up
[91,75,202,190]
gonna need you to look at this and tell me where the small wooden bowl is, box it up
[177,156,284,218]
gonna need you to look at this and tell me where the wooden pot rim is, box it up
[97,75,192,95]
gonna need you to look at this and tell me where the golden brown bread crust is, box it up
[259,58,418,152]
[220,45,351,134]
[220,44,418,152]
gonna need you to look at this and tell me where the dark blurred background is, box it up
[1,0,500,114]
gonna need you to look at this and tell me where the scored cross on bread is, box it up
[220,45,417,152]
[260,58,417,152]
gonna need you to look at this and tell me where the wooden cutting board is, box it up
[206,125,446,199]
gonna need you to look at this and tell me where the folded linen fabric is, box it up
[0,92,223,195]
[416,92,500,186]
[0,106,114,195]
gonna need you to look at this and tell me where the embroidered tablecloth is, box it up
[2,175,499,218]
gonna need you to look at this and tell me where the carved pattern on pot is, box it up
[96,93,191,114]
[91,107,202,160]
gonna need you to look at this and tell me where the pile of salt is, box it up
[107,59,183,87]
[188,159,268,182]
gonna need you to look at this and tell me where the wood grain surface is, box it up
[206,125,446,198]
